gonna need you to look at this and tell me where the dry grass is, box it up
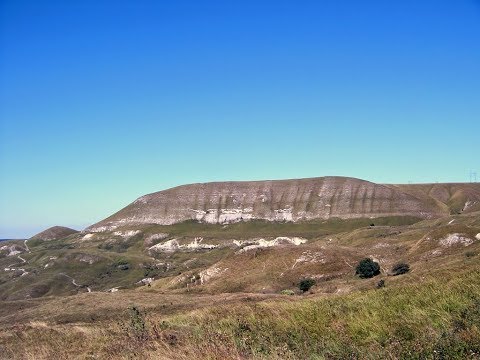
[1,212,480,359]
[1,262,479,359]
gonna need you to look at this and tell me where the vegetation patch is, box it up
[391,262,410,276]
[355,258,380,278]
[298,278,316,292]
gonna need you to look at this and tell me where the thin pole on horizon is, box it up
[470,171,477,183]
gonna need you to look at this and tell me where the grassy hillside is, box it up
[0,216,422,300]
[0,257,479,359]
[0,212,479,358]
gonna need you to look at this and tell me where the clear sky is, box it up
[1,0,479,238]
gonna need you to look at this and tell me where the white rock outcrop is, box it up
[236,237,307,253]
[198,266,227,285]
[292,251,326,269]
[192,208,254,224]
[137,277,154,285]
[149,237,217,252]
[274,208,293,221]
[144,233,169,246]
[439,233,473,247]
[113,230,141,239]
[0,245,22,256]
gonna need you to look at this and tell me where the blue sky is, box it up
[1,0,479,238]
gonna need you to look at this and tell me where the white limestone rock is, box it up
[439,233,473,247]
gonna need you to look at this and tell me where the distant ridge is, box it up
[87,176,480,232]
[31,226,79,240]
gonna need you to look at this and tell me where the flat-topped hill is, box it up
[88,176,480,232]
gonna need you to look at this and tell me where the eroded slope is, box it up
[88,177,459,231]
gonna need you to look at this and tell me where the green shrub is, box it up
[376,279,385,288]
[280,289,295,296]
[391,262,410,276]
[113,257,129,266]
[355,258,380,278]
[299,278,316,292]
[122,305,147,340]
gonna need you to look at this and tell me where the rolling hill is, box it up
[30,226,79,241]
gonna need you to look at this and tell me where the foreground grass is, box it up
[168,267,480,359]
[1,264,479,359]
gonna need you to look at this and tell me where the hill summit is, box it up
[30,226,79,241]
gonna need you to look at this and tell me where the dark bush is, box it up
[376,279,385,288]
[299,278,316,292]
[355,258,380,278]
[391,262,410,276]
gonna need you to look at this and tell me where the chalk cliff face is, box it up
[87,177,480,232]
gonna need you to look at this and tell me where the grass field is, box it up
[1,261,479,359]
[0,213,479,359]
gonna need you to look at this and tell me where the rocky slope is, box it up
[87,177,480,232]
[389,183,480,215]
[30,226,79,241]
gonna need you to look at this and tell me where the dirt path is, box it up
[60,273,91,292]
[24,239,30,253]
[3,239,31,276]
[60,273,81,287]
[3,265,28,276]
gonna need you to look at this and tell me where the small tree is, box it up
[355,258,380,278]
[391,262,410,276]
[299,278,316,292]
